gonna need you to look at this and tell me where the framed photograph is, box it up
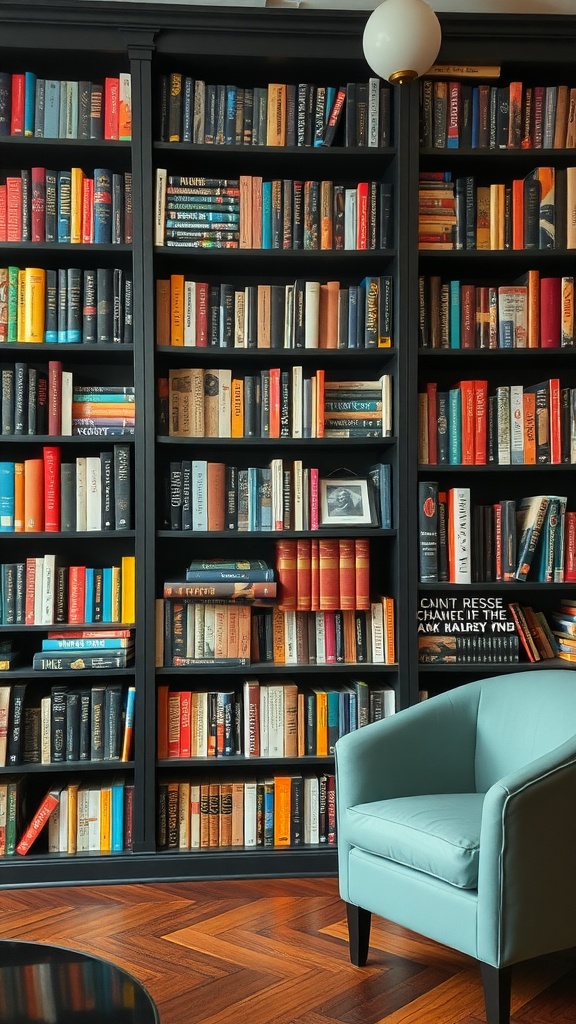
[319,477,378,527]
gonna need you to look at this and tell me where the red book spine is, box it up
[319,537,339,611]
[6,177,22,241]
[275,538,297,611]
[68,566,87,624]
[15,790,59,855]
[10,74,25,136]
[296,538,312,611]
[540,277,561,347]
[356,181,369,249]
[474,379,488,464]
[81,177,94,243]
[48,360,63,436]
[459,380,475,464]
[31,167,46,243]
[43,445,61,532]
[310,538,320,611]
[104,77,120,140]
[354,538,371,610]
[338,538,356,610]
[324,611,336,664]
[179,691,191,758]
[446,81,460,147]
[493,503,503,581]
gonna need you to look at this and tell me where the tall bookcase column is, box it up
[123,30,157,856]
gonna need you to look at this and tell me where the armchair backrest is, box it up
[472,670,576,792]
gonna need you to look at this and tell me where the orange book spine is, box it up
[239,175,252,249]
[276,538,298,611]
[382,596,395,664]
[315,368,325,438]
[81,176,94,244]
[342,609,356,663]
[207,462,226,531]
[230,378,244,437]
[356,181,369,249]
[523,391,536,464]
[25,557,36,624]
[104,77,120,140]
[272,605,285,664]
[237,605,251,662]
[156,279,171,346]
[315,690,328,755]
[549,377,561,463]
[296,538,312,611]
[170,273,185,346]
[318,538,339,611]
[67,565,86,624]
[338,538,356,610]
[14,462,24,532]
[15,789,59,855]
[24,458,44,531]
[310,538,320,611]
[320,180,333,250]
[273,775,291,847]
[354,538,371,610]
[71,402,135,418]
[512,179,524,249]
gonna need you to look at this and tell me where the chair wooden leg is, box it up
[346,902,371,967]
[480,963,512,1024]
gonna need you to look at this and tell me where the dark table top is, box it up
[0,939,159,1024]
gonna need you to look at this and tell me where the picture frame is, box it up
[319,477,378,527]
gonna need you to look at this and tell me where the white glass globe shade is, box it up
[363,0,442,85]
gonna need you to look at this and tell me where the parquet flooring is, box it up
[0,877,574,1024]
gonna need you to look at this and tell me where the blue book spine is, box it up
[327,689,339,752]
[24,72,37,136]
[348,691,357,731]
[261,180,272,248]
[102,566,112,622]
[84,567,95,622]
[471,87,480,148]
[57,170,71,243]
[111,780,125,851]
[0,462,15,531]
[93,168,112,244]
[449,280,461,347]
[448,389,462,464]
[41,637,128,650]
[380,463,391,529]
[264,784,274,847]
[247,466,258,531]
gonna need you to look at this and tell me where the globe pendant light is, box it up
[363,0,442,86]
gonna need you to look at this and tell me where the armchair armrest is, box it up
[335,688,478,810]
[478,735,576,968]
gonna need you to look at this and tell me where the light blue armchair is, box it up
[335,670,576,1024]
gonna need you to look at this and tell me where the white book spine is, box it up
[76,456,87,531]
[192,459,207,530]
[368,77,380,147]
[496,386,511,464]
[304,775,319,845]
[76,787,90,852]
[450,486,471,584]
[284,609,298,664]
[194,604,205,660]
[218,367,232,437]
[304,280,320,348]
[61,370,73,435]
[315,611,326,664]
[58,788,69,851]
[510,384,524,464]
[87,786,101,851]
[344,190,356,250]
[370,601,385,663]
[203,604,215,657]
[195,691,207,757]
[259,686,269,756]
[190,783,201,848]
[267,685,284,757]
[293,459,303,531]
[382,374,393,437]
[41,695,51,763]
[41,553,56,624]
[154,167,167,247]
[243,781,257,847]
[183,280,196,345]
[85,455,102,531]
[291,365,303,438]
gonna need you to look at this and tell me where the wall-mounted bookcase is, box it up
[0,2,574,887]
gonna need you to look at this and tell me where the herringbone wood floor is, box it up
[0,877,574,1024]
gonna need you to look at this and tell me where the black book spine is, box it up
[418,480,438,583]
[113,268,123,344]
[96,268,113,343]
[2,365,14,435]
[65,690,80,761]
[182,76,194,143]
[55,565,68,622]
[45,268,57,343]
[208,283,220,345]
[219,282,234,347]
[112,173,124,244]
[7,683,27,766]
[90,685,106,760]
[101,449,114,530]
[169,460,183,530]
[27,367,37,435]
[67,267,82,343]
[45,169,57,242]
[104,684,123,759]
[114,443,131,530]
[60,462,77,531]
[82,268,97,343]
[13,362,27,434]
[50,684,68,764]
[78,81,91,139]
[89,83,104,140]
[181,459,192,530]
[123,275,133,344]
[225,464,237,530]
[158,74,169,141]
[78,690,91,760]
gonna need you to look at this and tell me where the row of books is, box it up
[418,166,576,250]
[0,679,135,766]
[162,368,392,440]
[158,678,395,761]
[2,363,135,438]
[157,600,395,668]
[163,459,391,533]
[158,76,391,148]
[156,275,394,350]
[251,602,395,667]
[0,266,133,345]
[0,554,136,628]
[154,172,393,250]
[418,379,576,467]
[0,445,132,533]
[275,537,370,612]
[420,78,576,151]
[0,72,131,140]
[0,167,132,245]
[418,485,576,585]
[510,600,576,664]
[157,773,336,850]
[419,273,574,350]
[6,775,132,856]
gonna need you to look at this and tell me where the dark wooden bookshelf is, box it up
[1,2,575,887]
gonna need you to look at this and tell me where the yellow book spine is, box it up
[70,167,84,244]
[100,786,111,852]
[23,267,46,343]
[121,555,136,623]
[170,273,185,346]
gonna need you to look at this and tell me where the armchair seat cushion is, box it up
[344,793,485,889]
